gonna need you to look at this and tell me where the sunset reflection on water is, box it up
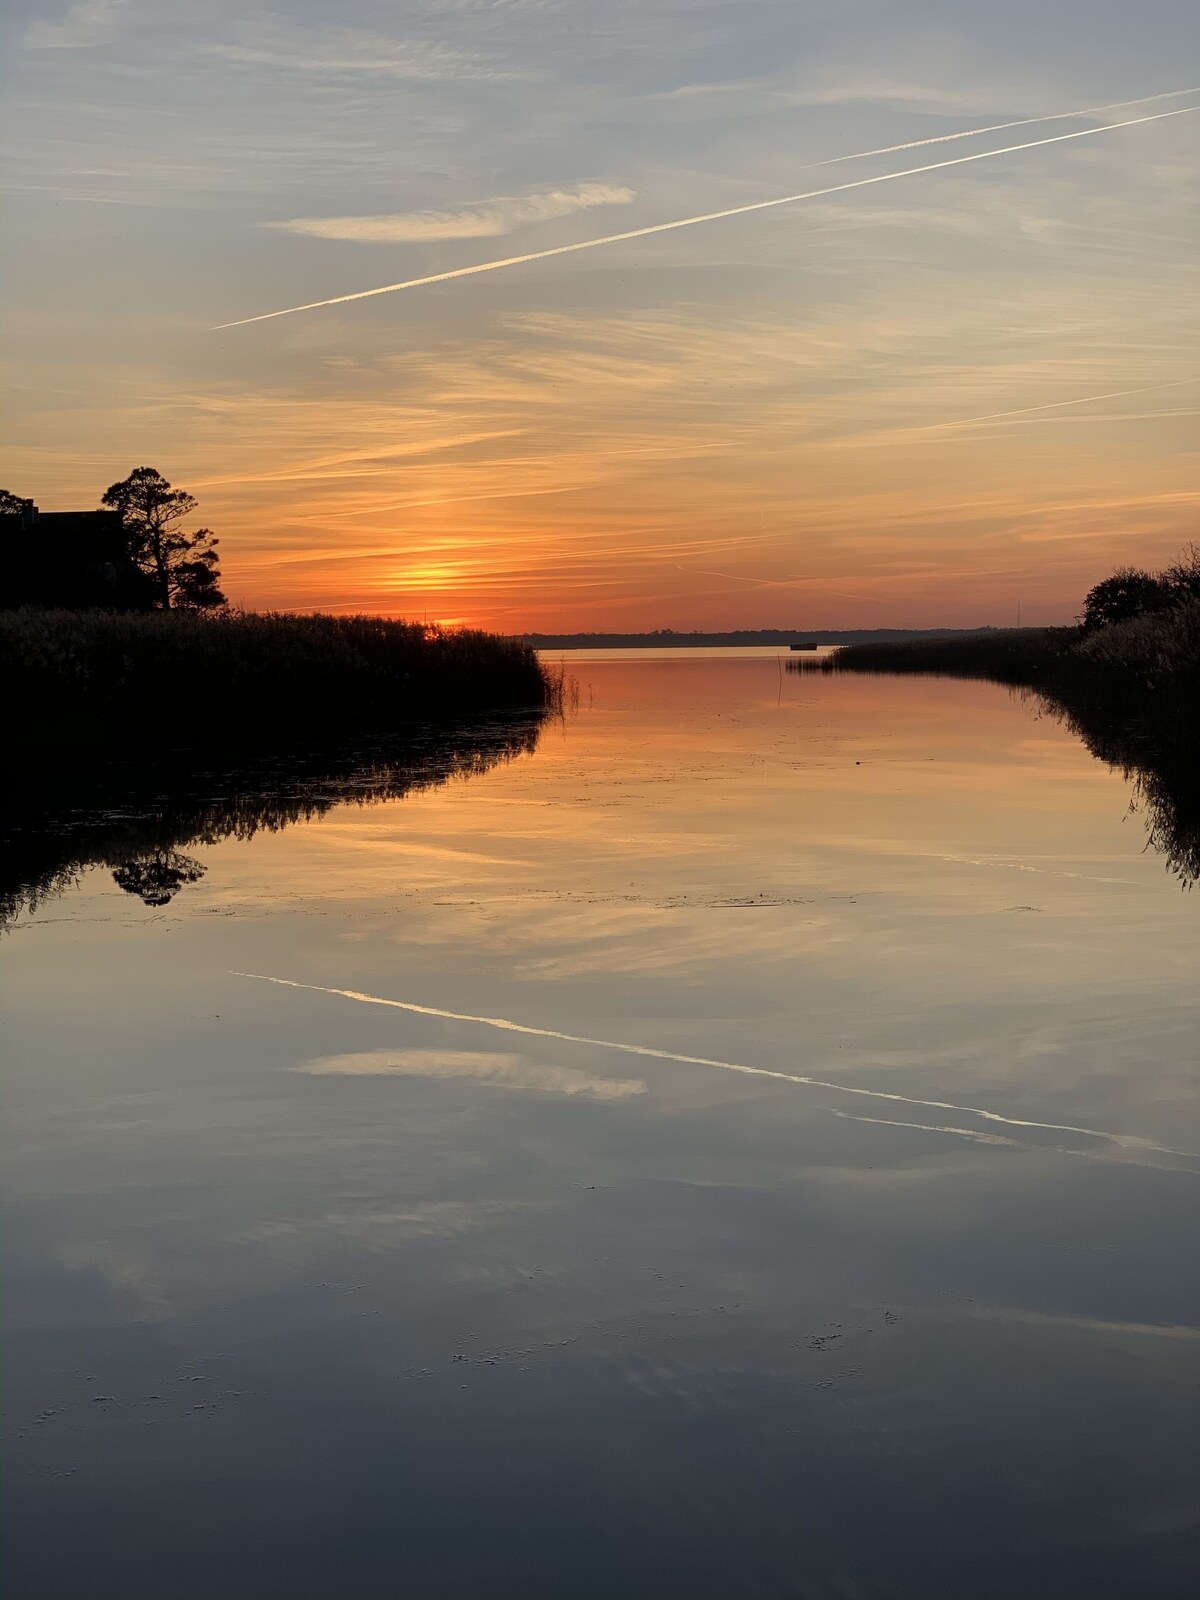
[3,657,1198,1600]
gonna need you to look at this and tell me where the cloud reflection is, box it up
[298,1047,646,1100]
[242,972,1200,1169]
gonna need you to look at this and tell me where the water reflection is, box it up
[1022,686,1200,888]
[111,848,208,906]
[1,716,544,925]
[3,661,1198,1600]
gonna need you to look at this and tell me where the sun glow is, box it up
[389,564,459,593]
[4,45,1195,631]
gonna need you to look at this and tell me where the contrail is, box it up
[914,376,1200,431]
[232,971,1200,1166]
[819,85,1200,166]
[675,564,870,601]
[215,101,1199,329]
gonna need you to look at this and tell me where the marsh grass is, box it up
[541,660,581,716]
[792,604,1200,704]
[1074,597,1200,689]
[1,608,552,755]
[787,627,1079,684]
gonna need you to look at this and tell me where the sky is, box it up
[1,0,1197,629]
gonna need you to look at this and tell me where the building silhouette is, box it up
[1,503,151,609]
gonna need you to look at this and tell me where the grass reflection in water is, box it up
[1,716,545,925]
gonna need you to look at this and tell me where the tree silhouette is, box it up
[1164,542,1200,605]
[101,467,226,611]
[0,489,35,516]
[1080,567,1174,632]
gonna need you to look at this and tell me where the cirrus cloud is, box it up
[268,183,635,243]
[25,0,128,49]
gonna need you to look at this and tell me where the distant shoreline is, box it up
[522,627,1011,649]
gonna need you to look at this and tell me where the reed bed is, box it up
[793,603,1200,703]
[1074,597,1200,689]
[2,608,553,754]
[789,627,1079,684]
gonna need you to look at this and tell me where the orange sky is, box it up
[3,6,1197,630]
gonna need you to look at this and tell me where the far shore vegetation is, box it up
[1,470,559,747]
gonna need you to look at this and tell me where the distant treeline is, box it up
[523,628,1005,649]
[3,608,556,762]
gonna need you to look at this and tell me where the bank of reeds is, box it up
[792,602,1200,705]
[1,608,554,756]
[1074,595,1200,690]
[790,627,1079,685]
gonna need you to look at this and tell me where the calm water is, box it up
[3,657,1198,1599]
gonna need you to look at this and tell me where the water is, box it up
[3,657,1198,1599]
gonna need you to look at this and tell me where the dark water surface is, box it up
[3,658,1198,1599]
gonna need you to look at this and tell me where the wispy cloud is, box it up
[25,0,128,49]
[205,24,519,82]
[270,184,635,243]
[18,270,1193,623]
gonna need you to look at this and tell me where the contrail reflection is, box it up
[233,971,1200,1168]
